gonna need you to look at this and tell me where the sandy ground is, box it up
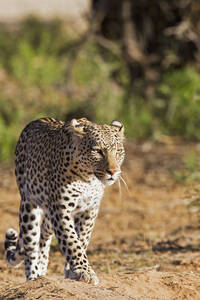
[1,142,200,299]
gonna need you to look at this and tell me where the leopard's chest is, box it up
[61,177,104,214]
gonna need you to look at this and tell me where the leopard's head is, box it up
[70,118,125,186]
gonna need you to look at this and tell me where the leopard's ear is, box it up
[70,118,87,136]
[110,120,124,136]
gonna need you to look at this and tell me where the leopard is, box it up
[4,117,125,285]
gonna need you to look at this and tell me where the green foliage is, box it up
[155,67,200,139]
[0,95,21,161]
[11,40,65,86]
[1,18,200,162]
[171,151,200,184]
[120,100,153,140]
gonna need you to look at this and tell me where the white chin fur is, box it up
[104,179,116,186]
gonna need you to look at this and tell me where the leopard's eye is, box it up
[94,148,104,157]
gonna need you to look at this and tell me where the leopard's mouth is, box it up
[99,173,118,185]
[105,177,115,186]
[93,169,120,185]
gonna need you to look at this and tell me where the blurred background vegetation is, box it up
[1,0,200,162]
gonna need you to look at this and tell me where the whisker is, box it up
[120,174,130,196]
[117,178,122,202]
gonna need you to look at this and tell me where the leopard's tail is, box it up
[4,228,24,267]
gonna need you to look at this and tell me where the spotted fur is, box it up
[4,117,125,284]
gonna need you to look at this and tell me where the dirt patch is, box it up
[1,142,200,299]
[1,271,200,300]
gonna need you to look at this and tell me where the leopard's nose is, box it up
[106,169,115,176]
[106,169,121,176]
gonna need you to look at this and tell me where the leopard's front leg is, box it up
[74,207,99,251]
[50,205,99,285]
[71,207,100,284]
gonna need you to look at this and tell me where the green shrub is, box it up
[1,18,200,162]
[155,67,200,139]
[11,40,65,86]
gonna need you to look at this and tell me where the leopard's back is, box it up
[15,118,69,192]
